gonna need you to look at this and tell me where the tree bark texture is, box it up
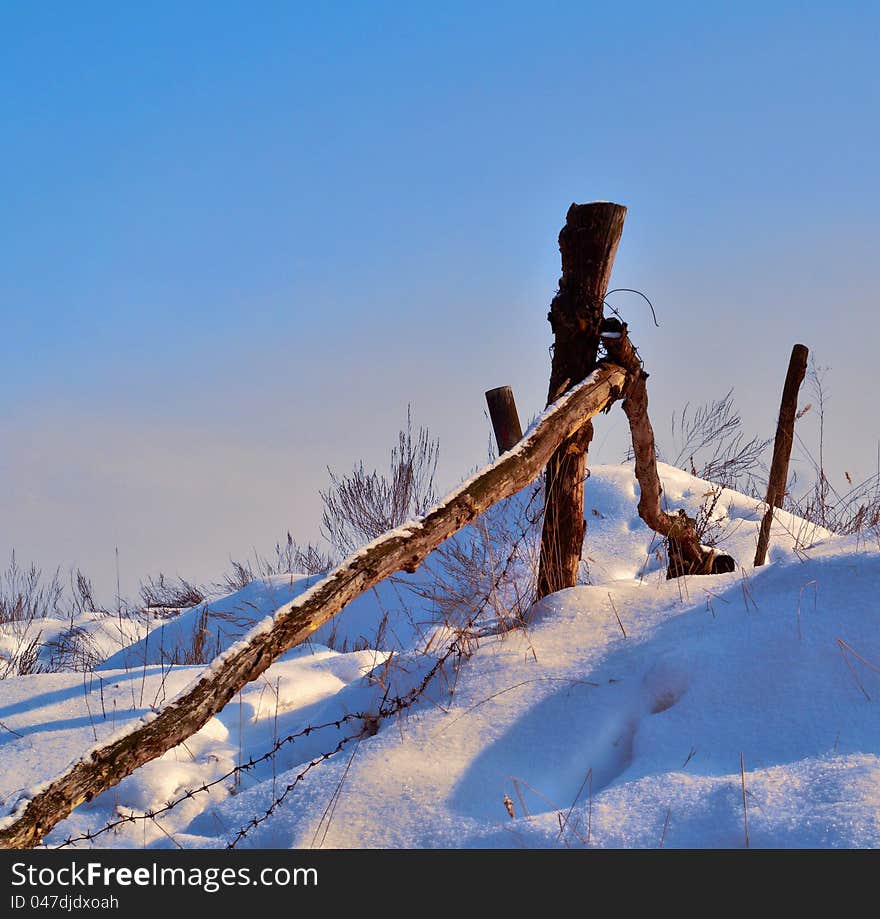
[537,202,627,598]
[485,385,523,454]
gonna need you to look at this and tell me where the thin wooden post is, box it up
[485,386,523,454]
[537,202,627,598]
[754,343,809,567]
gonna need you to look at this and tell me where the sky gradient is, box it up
[1,2,878,598]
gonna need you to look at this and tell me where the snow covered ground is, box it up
[1,463,878,849]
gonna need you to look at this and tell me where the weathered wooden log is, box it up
[601,319,735,578]
[0,363,629,849]
[754,344,809,566]
[485,386,523,454]
[537,202,627,598]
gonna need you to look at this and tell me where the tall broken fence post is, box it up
[537,201,627,599]
[754,343,809,567]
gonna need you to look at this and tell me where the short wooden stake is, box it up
[485,385,523,454]
[754,343,809,567]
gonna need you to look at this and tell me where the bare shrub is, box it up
[259,533,334,578]
[43,626,104,672]
[691,484,749,551]
[68,569,104,618]
[0,553,63,624]
[11,634,43,676]
[788,472,880,541]
[140,574,206,610]
[667,360,880,551]
[0,556,64,680]
[650,391,770,563]
[693,485,727,547]
[321,407,439,557]
[783,360,880,542]
[211,536,334,599]
[172,607,221,666]
[807,358,831,529]
[669,390,769,492]
[429,491,542,630]
[314,410,542,649]
[319,408,546,638]
[0,632,46,679]
[217,560,255,594]
[0,555,127,678]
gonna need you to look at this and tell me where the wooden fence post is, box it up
[537,201,627,598]
[753,343,809,566]
[485,386,523,454]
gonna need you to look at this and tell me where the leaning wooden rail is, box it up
[0,362,628,849]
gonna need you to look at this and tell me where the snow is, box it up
[0,611,149,675]
[1,462,878,848]
[98,570,438,676]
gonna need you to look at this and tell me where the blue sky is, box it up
[1,2,878,596]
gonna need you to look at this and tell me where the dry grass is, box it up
[784,360,880,545]
[0,553,63,625]
[170,607,221,666]
[43,626,105,672]
[0,554,62,678]
[320,406,439,558]
[666,373,880,559]
[412,480,544,635]
[140,574,206,610]
[668,390,769,493]
[259,533,334,578]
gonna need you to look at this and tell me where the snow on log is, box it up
[0,362,628,849]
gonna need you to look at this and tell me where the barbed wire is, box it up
[227,481,546,848]
[52,713,366,848]
[604,288,659,327]
[54,431,548,849]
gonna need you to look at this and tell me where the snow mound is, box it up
[98,571,436,671]
[2,463,876,848]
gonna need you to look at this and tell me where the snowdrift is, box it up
[1,463,878,849]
